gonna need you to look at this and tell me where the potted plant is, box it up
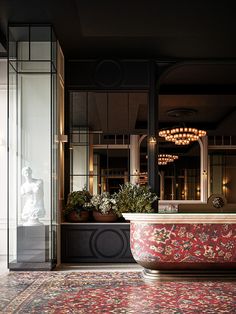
[63,189,92,222]
[90,192,121,222]
[115,182,158,214]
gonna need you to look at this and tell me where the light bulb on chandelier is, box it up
[158,154,178,165]
[159,127,206,145]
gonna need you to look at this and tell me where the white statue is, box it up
[21,166,45,226]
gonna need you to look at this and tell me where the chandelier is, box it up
[158,154,178,165]
[159,127,206,145]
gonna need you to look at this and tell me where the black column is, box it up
[0,29,6,57]
[148,61,159,211]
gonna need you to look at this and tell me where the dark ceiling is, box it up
[1,0,236,138]
[1,0,236,60]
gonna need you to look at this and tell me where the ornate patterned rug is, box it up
[0,271,236,313]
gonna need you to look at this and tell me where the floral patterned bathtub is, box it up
[123,213,236,271]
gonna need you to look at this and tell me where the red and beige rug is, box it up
[0,271,236,313]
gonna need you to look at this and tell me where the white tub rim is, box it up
[123,213,236,224]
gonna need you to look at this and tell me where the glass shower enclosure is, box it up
[8,24,60,270]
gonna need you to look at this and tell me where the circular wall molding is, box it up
[92,229,126,258]
[94,60,123,88]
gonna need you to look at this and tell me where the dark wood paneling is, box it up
[61,223,135,263]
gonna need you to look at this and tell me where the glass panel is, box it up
[8,72,52,267]
[68,91,148,212]
[91,148,129,194]
[8,24,59,270]
[210,155,224,195]
[8,63,18,264]
[12,61,52,73]
[139,135,201,200]
[51,71,58,263]
[209,152,236,203]
[9,26,29,60]
[88,92,107,132]
[0,59,7,260]
[30,26,51,61]
[107,93,129,133]
[71,92,87,127]
[107,148,129,193]
[224,155,236,203]
[70,175,89,191]
[71,145,89,175]
[68,91,202,201]
[70,92,90,193]
[158,145,200,201]
[51,28,57,71]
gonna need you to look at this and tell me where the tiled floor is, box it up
[0,267,236,313]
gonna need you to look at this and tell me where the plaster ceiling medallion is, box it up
[167,108,197,118]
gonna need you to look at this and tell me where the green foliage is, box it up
[63,184,157,220]
[63,189,92,219]
[90,192,121,216]
[114,182,157,213]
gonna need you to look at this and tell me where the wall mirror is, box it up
[69,91,203,201]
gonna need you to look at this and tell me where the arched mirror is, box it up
[159,62,236,209]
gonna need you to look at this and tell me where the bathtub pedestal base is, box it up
[142,268,236,281]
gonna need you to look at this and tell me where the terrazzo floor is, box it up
[0,268,236,313]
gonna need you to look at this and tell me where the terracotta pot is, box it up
[68,210,89,222]
[93,210,118,222]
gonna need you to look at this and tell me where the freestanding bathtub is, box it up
[123,213,236,279]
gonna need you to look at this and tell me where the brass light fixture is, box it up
[159,127,206,145]
[158,154,178,165]
[149,136,157,144]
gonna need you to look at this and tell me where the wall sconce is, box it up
[149,136,157,144]
[203,170,207,176]
[222,180,228,189]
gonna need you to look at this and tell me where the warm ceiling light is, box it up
[159,127,206,145]
[158,154,178,165]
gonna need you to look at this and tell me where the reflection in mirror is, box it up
[140,136,200,200]
[69,91,202,201]
[69,91,148,195]
[209,148,236,203]
[93,148,129,194]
